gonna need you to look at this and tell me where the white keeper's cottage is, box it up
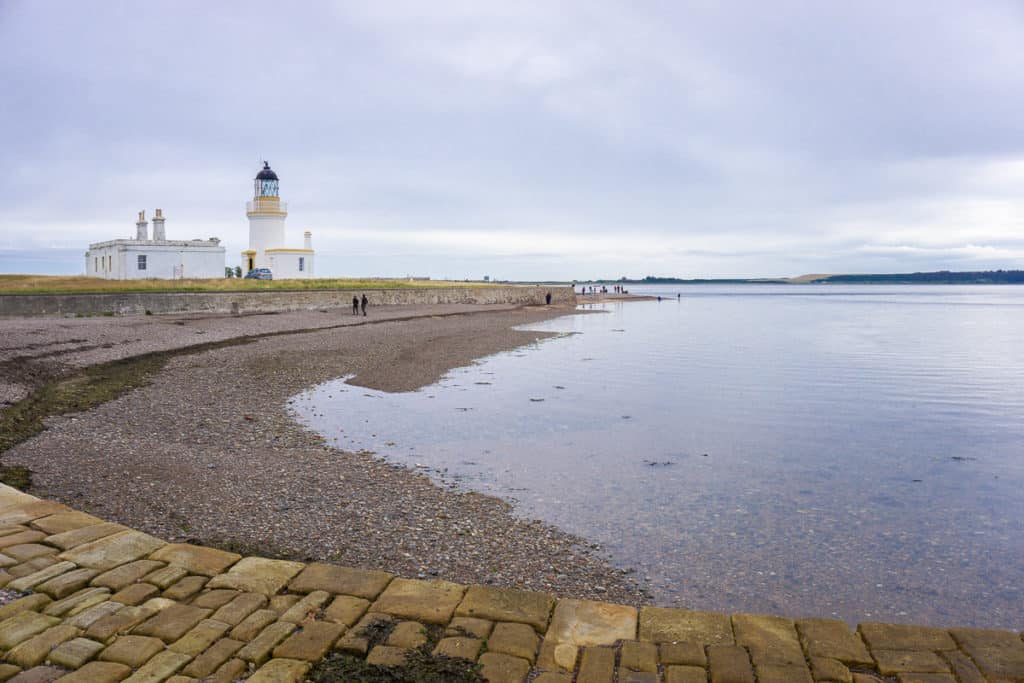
[85,209,225,279]
[242,162,314,278]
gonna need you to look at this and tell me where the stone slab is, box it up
[121,650,191,682]
[246,658,310,683]
[8,558,57,580]
[810,656,852,683]
[665,666,709,683]
[940,649,985,683]
[168,619,230,656]
[0,501,68,527]
[455,585,554,632]
[180,637,243,678]
[732,613,803,666]
[639,607,734,646]
[141,566,188,590]
[660,642,707,667]
[208,658,247,683]
[278,590,331,624]
[0,531,47,550]
[546,599,637,648]
[577,646,616,683]
[621,641,658,672]
[85,605,158,642]
[131,603,212,643]
[91,560,166,591]
[4,545,56,563]
[433,636,482,661]
[45,523,127,552]
[237,622,297,665]
[210,592,267,626]
[162,576,207,602]
[287,563,392,599]
[872,650,950,676]
[322,595,369,627]
[58,531,165,571]
[36,570,103,601]
[706,644,754,683]
[894,675,956,683]
[797,619,873,666]
[5,625,80,668]
[7,665,67,683]
[858,623,956,652]
[7,562,77,593]
[47,637,105,669]
[189,590,239,610]
[948,628,1024,680]
[229,609,279,641]
[479,652,531,683]
[268,595,300,615]
[98,635,166,668]
[52,661,131,683]
[110,583,159,606]
[755,664,813,683]
[0,595,53,621]
[487,622,538,662]
[386,621,428,650]
[0,612,62,650]
[0,485,40,510]
[30,512,104,536]
[148,544,241,577]
[272,621,345,661]
[371,578,465,624]
[447,617,494,639]
[43,587,110,618]
[205,557,305,597]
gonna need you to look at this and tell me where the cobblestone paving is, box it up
[0,485,1019,682]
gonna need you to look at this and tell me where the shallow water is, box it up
[292,284,1024,628]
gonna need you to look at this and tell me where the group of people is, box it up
[352,294,368,316]
[578,284,628,295]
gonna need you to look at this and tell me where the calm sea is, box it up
[293,285,1024,628]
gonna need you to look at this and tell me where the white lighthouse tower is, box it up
[242,162,314,278]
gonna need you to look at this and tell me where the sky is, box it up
[2,1,1023,280]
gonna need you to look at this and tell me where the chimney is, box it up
[135,210,148,240]
[152,208,166,240]
[304,231,312,250]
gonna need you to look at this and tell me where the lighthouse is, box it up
[242,162,314,278]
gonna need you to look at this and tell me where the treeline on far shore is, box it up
[611,270,1024,285]
[811,270,1024,284]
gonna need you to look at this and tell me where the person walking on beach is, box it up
[361,294,368,316]
[352,295,359,315]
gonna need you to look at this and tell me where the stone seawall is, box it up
[0,286,576,318]
[0,483,1018,682]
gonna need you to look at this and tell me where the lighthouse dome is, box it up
[256,162,278,181]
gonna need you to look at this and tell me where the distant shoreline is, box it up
[566,269,1024,286]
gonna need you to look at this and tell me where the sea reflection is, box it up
[292,285,1024,628]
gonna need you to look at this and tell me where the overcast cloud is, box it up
[2,1,1023,279]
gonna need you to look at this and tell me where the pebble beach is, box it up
[0,304,648,608]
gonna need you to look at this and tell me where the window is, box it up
[138,255,147,271]
[298,257,305,272]
[94,257,98,272]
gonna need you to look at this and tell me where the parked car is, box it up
[244,268,273,280]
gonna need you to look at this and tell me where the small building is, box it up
[85,210,225,279]
[242,162,314,278]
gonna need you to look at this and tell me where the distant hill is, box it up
[808,270,1024,284]
[603,271,1024,285]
